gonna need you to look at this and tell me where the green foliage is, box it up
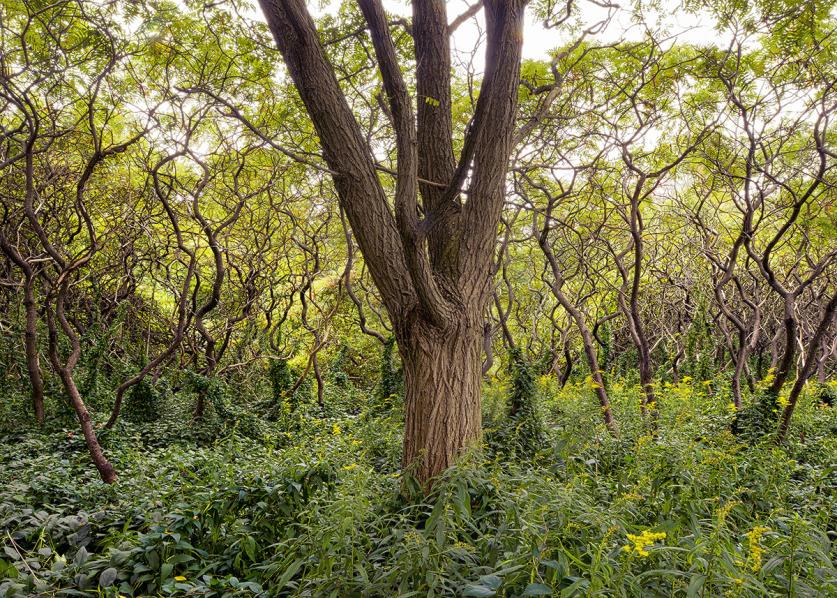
[683,301,714,383]
[268,358,294,398]
[374,337,402,411]
[486,349,547,461]
[123,378,167,424]
[0,376,834,597]
[328,344,350,389]
[264,358,313,418]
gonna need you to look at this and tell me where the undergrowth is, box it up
[0,376,835,597]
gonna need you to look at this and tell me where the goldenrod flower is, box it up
[746,526,769,572]
[623,530,666,557]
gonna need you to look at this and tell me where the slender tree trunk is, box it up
[731,352,747,409]
[560,343,574,388]
[579,331,616,431]
[777,291,837,440]
[537,223,616,430]
[756,344,765,380]
[0,236,45,423]
[769,329,780,371]
[547,284,615,428]
[768,299,797,398]
[59,367,117,483]
[638,348,656,413]
[46,299,116,484]
[815,336,835,383]
[481,322,494,375]
[23,277,45,424]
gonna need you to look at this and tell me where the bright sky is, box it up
[304,0,724,73]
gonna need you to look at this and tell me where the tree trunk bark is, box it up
[768,299,797,397]
[777,291,837,440]
[400,317,482,485]
[46,299,117,485]
[0,235,45,424]
[23,277,45,424]
[257,0,527,489]
[59,368,117,483]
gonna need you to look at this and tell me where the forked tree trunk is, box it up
[257,0,527,487]
[46,301,117,484]
[400,317,482,482]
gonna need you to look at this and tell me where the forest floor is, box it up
[0,377,835,597]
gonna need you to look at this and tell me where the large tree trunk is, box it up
[400,317,482,482]
[257,0,527,487]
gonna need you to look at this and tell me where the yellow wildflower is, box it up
[758,369,776,388]
[621,492,643,501]
[623,530,666,557]
[746,526,769,572]
[716,500,740,527]
[727,402,737,414]
[777,395,790,409]
[332,424,341,435]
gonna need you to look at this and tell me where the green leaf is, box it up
[73,546,89,567]
[99,567,118,587]
[462,585,496,597]
[477,575,502,590]
[276,559,304,590]
[686,573,705,597]
[522,583,553,596]
[160,562,173,580]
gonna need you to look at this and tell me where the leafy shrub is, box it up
[485,349,546,460]
[123,378,167,424]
